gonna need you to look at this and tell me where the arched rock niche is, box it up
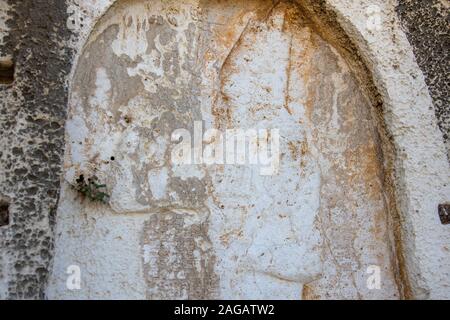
[48,0,402,299]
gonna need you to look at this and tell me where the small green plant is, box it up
[74,174,110,204]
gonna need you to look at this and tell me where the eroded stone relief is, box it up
[48,0,399,299]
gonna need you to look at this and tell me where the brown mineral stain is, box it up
[302,283,321,300]
[288,141,299,161]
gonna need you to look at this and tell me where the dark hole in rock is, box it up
[0,56,14,85]
[124,115,132,124]
[438,204,450,225]
[0,199,10,227]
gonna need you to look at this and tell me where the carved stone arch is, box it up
[47,0,448,300]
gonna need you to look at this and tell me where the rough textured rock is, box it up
[47,0,398,299]
[0,0,73,299]
[396,0,450,161]
[0,0,448,300]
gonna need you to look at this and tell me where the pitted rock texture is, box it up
[2,0,447,300]
[0,0,73,299]
[396,0,450,161]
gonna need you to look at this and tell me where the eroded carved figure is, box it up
[47,0,399,299]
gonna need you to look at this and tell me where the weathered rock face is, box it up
[1,0,449,300]
[0,0,73,299]
[46,0,399,299]
[396,0,450,162]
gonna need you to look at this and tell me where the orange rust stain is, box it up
[288,141,299,161]
[300,139,308,168]
[284,35,294,116]
[302,283,321,300]
[343,140,384,204]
